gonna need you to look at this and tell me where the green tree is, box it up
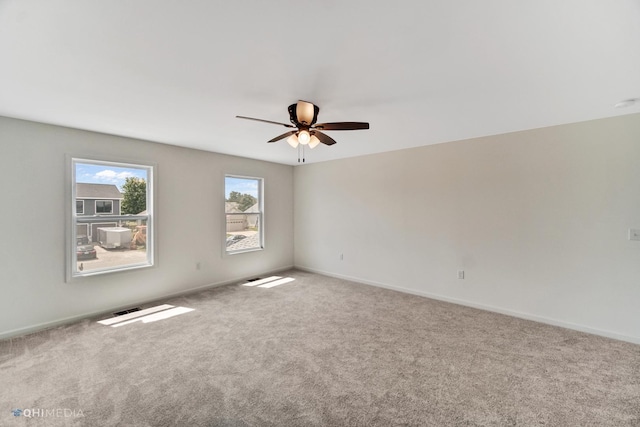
[227,191,242,202]
[226,192,257,212]
[121,177,146,214]
[237,194,257,212]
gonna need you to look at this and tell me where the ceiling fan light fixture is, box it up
[298,130,311,145]
[308,135,320,149]
[287,134,299,148]
[236,100,369,156]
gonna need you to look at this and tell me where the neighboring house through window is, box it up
[70,158,154,279]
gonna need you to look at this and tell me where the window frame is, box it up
[67,156,155,281]
[224,174,264,255]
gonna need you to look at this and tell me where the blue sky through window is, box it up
[76,163,147,190]
[225,177,259,199]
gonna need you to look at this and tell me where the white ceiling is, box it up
[1,1,639,166]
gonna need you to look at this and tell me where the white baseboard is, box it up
[294,265,640,345]
[0,265,294,341]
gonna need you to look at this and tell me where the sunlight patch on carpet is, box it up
[97,305,194,328]
[242,276,282,287]
[241,276,296,288]
[258,277,295,288]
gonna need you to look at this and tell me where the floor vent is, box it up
[113,307,142,316]
[246,278,262,282]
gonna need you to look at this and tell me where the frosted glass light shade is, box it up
[298,130,310,145]
[287,134,299,148]
[308,135,321,149]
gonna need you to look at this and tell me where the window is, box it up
[70,158,154,278]
[95,200,113,214]
[225,175,263,253]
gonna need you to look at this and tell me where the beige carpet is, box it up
[1,270,639,426]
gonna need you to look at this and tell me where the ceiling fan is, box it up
[236,100,369,151]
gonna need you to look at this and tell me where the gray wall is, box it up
[0,116,294,338]
[294,113,640,343]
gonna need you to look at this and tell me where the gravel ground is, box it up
[77,244,148,272]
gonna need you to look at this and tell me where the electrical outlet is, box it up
[457,270,464,279]
[630,229,640,241]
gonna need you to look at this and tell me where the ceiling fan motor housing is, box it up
[288,101,319,126]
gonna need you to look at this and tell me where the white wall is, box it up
[0,116,294,338]
[3,113,639,343]
[294,113,640,343]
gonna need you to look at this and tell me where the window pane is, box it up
[73,160,152,277]
[95,200,113,214]
[76,220,148,273]
[225,176,262,252]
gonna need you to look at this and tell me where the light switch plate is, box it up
[629,229,640,241]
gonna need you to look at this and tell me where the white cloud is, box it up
[94,170,135,183]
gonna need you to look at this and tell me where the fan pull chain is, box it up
[297,144,306,163]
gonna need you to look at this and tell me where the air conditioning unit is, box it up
[97,227,132,249]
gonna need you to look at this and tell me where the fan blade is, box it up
[313,122,369,131]
[236,116,296,128]
[268,131,296,143]
[313,131,337,146]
